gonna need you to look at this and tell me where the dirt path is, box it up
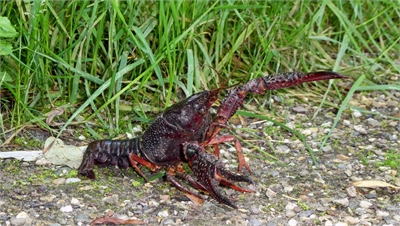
[1,90,399,226]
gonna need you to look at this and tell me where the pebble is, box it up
[74,214,90,223]
[302,129,312,136]
[334,223,348,226]
[250,206,261,215]
[285,202,297,211]
[71,198,80,205]
[275,145,290,154]
[333,198,349,207]
[353,125,367,134]
[249,218,262,226]
[66,178,81,183]
[299,210,314,218]
[322,145,332,152]
[292,106,308,113]
[367,118,381,127]
[376,210,389,217]
[346,186,357,197]
[286,210,296,218]
[352,110,362,117]
[160,195,170,201]
[40,194,56,202]
[52,178,66,185]
[10,211,31,226]
[359,200,373,209]
[102,194,119,205]
[393,215,400,222]
[288,219,297,226]
[60,205,73,212]
[266,188,277,199]
[158,210,169,218]
[344,216,359,224]
[35,158,52,165]
[31,178,43,186]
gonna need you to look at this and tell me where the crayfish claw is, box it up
[182,141,254,209]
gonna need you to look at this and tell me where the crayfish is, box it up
[78,71,347,209]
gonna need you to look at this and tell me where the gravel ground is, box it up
[1,90,400,226]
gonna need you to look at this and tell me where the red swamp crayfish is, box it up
[78,71,347,209]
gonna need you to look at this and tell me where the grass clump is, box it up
[0,1,398,154]
[376,150,400,171]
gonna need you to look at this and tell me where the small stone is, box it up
[376,210,389,217]
[286,210,296,218]
[78,185,94,191]
[367,118,381,127]
[302,129,312,136]
[346,186,357,197]
[393,215,400,222]
[52,178,66,185]
[266,188,277,199]
[336,154,350,161]
[102,194,119,205]
[31,178,44,186]
[344,216,359,224]
[321,122,332,127]
[334,223,348,226]
[60,205,73,212]
[288,219,297,226]
[269,171,279,177]
[359,200,372,209]
[292,106,308,113]
[250,206,260,215]
[352,110,362,117]
[343,120,351,126]
[285,202,298,211]
[249,218,262,226]
[160,195,170,201]
[157,210,169,218]
[325,220,333,226]
[71,198,80,205]
[333,198,349,207]
[322,145,332,152]
[35,158,52,165]
[275,145,290,154]
[40,194,56,202]
[299,210,314,218]
[74,214,90,223]
[66,178,81,184]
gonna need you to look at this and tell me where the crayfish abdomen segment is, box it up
[78,138,140,179]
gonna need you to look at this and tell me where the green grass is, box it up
[376,150,400,171]
[1,0,399,149]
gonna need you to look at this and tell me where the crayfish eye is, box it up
[185,148,196,159]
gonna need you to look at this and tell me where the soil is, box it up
[1,89,400,226]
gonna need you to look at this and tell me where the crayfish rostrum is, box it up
[78,71,347,209]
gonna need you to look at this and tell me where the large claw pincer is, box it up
[182,141,255,209]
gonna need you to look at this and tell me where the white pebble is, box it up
[60,205,73,212]
[157,210,169,218]
[66,178,81,183]
[288,219,297,226]
[71,198,80,205]
[352,110,362,117]
[359,200,372,209]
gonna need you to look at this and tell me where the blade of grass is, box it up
[57,59,145,138]
[236,110,319,166]
[319,74,366,149]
